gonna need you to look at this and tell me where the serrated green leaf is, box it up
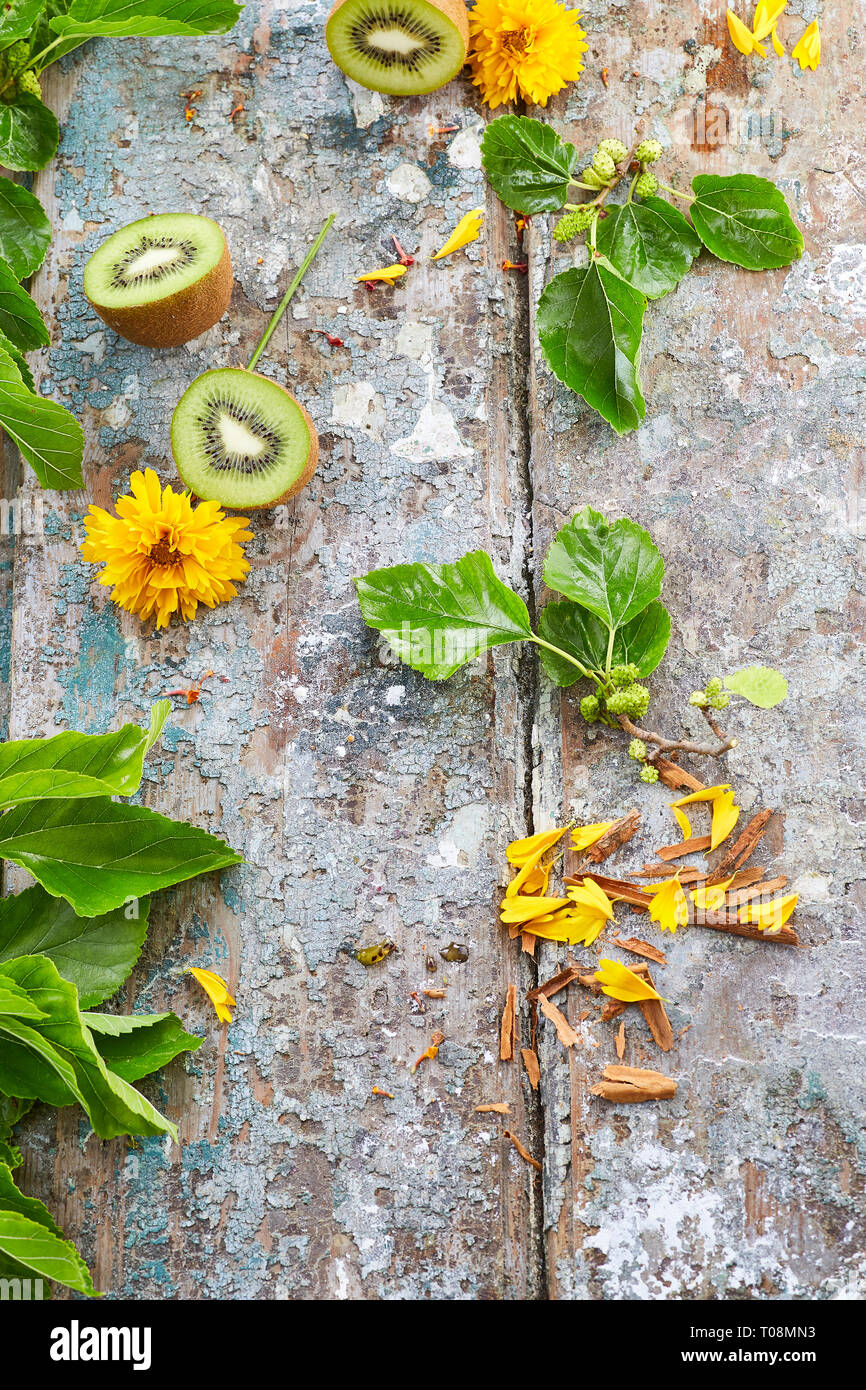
[0,700,170,810]
[481,114,578,213]
[537,598,671,687]
[0,1207,96,1296]
[596,196,701,299]
[0,1094,31,1167]
[0,346,84,489]
[51,0,243,39]
[0,328,35,390]
[537,260,646,434]
[0,176,51,280]
[0,796,242,917]
[0,93,59,172]
[543,506,665,634]
[2,954,178,1140]
[0,0,47,49]
[355,550,531,680]
[83,1010,202,1082]
[0,256,49,351]
[690,173,803,271]
[0,885,150,1008]
[0,975,47,1020]
[724,664,788,708]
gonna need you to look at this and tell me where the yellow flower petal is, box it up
[792,19,820,70]
[691,878,734,913]
[527,908,606,946]
[570,822,614,853]
[506,839,553,897]
[506,826,566,865]
[710,789,741,850]
[738,892,798,932]
[467,0,588,109]
[187,966,236,1025]
[431,209,484,261]
[356,264,408,286]
[771,26,785,56]
[500,895,570,923]
[753,0,787,41]
[670,805,692,840]
[727,9,757,53]
[671,784,732,806]
[567,877,615,920]
[648,874,689,933]
[594,958,661,1003]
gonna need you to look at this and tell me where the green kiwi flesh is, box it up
[171,368,318,510]
[326,0,468,97]
[84,213,232,348]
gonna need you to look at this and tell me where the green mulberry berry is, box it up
[606,683,650,720]
[639,764,659,784]
[634,138,663,163]
[7,42,30,71]
[552,207,593,242]
[635,172,658,198]
[16,69,42,99]
[609,663,640,689]
[688,690,708,708]
[580,166,606,189]
[628,738,648,762]
[580,694,601,723]
[592,149,616,181]
[707,692,730,710]
[705,677,723,697]
[598,138,628,163]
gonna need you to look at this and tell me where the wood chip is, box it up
[655,758,706,792]
[724,876,787,907]
[633,864,706,882]
[580,809,641,864]
[707,808,774,883]
[615,1021,626,1059]
[698,915,799,946]
[503,1129,542,1171]
[476,1102,510,1114]
[726,867,767,890]
[590,1064,677,1102]
[601,999,626,1021]
[610,936,667,966]
[656,834,712,861]
[423,988,446,999]
[499,983,517,1061]
[637,968,674,1052]
[527,964,583,1001]
[565,872,653,911]
[537,992,579,1048]
[521,930,537,955]
[521,1047,540,1090]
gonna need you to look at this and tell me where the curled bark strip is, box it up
[706,808,774,884]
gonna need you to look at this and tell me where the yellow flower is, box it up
[500,894,570,923]
[468,0,589,109]
[752,0,786,41]
[519,906,599,945]
[670,784,741,851]
[594,958,661,1003]
[432,209,484,261]
[691,877,734,913]
[738,892,798,933]
[726,8,767,56]
[356,264,407,287]
[792,20,820,70]
[506,826,565,865]
[80,468,251,630]
[570,822,613,853]
[187,966,236,1024]
[644,873,689,933]
[506,839,551,897]
[563,877,615,945]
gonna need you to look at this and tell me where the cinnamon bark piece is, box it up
[521,1048,540,1091]
[579,810,641,864]
[656,835,712,861]
[503,1130,542,1171]
[706,808,774,884]
[537,992,579,1048]
[590,1064,677,1102]
[610,936,667,966]
[655,758,706,793]
[527,964,583,1002]
[499,983,517,1061]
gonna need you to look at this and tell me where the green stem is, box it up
[529,635,603,687]
[604,626,615,679]
[247,213,335,371]
[25,36,77,73]
[626,172,640,205]
[658,182,695,204]
[588,212,598,250]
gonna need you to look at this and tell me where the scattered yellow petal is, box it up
[691,878,734,913]
[647,874,689,933]
[670,805,692,840]
[431,208,484,260]
[467,0,589,110]
[752,0,787,41]
[570,822,614,853]
[506,826,566,866]
[500,895,570,924]
[594,958,661,1003]
[727,9,758,54]
[738,892,798,933]
[771,25,785,54]
[187,966,236,1025]
[710,788,741,850]
[671,784,732,806]
[568,877,615,920]
[356,264,407,286]
[525,908,606,946]
[792,19,820,70]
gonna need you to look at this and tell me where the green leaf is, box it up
[0,256,48,352]
[0,885,150,1008]
[355,550,531,681]
[0,0,47,50]
[0,176,51,280]
[0,796,242,917]
[724,665,788,708]
[0,1206,96,1296]
[0,700,170,810]
[537,260,646,435]
[0,328,35,390]
[543,506,665,634]
[83,1011,202,1082]
[1,954,179,1140]
[0,93,59,172]
[0,974,47,1020]
[0,1094,31,1167]
[51,0,243,39]
[596,196,701,299]
[690,173,803,271]
[481,114,578,213]
[0,346,84,489]
[537,598,671,687]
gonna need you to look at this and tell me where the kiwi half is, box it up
[171,368,318,510]
[84,213,233,348]
[326,0,468,96]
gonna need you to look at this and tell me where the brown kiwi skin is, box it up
[177,371,320,512]
[326,0,470,85]
[86,238,233,349]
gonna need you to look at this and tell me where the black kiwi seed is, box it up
[196,394,284,475]
[110,235,197,290]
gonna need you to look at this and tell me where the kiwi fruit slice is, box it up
[84,213,233,348]
[171,368,318,510]
[325,0,468,96]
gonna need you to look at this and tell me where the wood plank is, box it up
[11,11,539,1299]
[527,2,865,1300]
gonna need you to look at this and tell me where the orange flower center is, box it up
[149,538,180,567]
[501,26,534,56]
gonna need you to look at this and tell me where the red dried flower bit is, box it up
[372,1085,395,1099]
[229,101,245,122]
[601,67,610,87]
[428,123,459,135]
[408,990,426,1014]
[181,89,201,123]
[515,213,532,242]
[392,235,415,267]
[502,259,528,275]
[410,1030,445,1075]
[165,669,215,705]
[312,329,346,348]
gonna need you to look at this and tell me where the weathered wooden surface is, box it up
[8,0,865,1300]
